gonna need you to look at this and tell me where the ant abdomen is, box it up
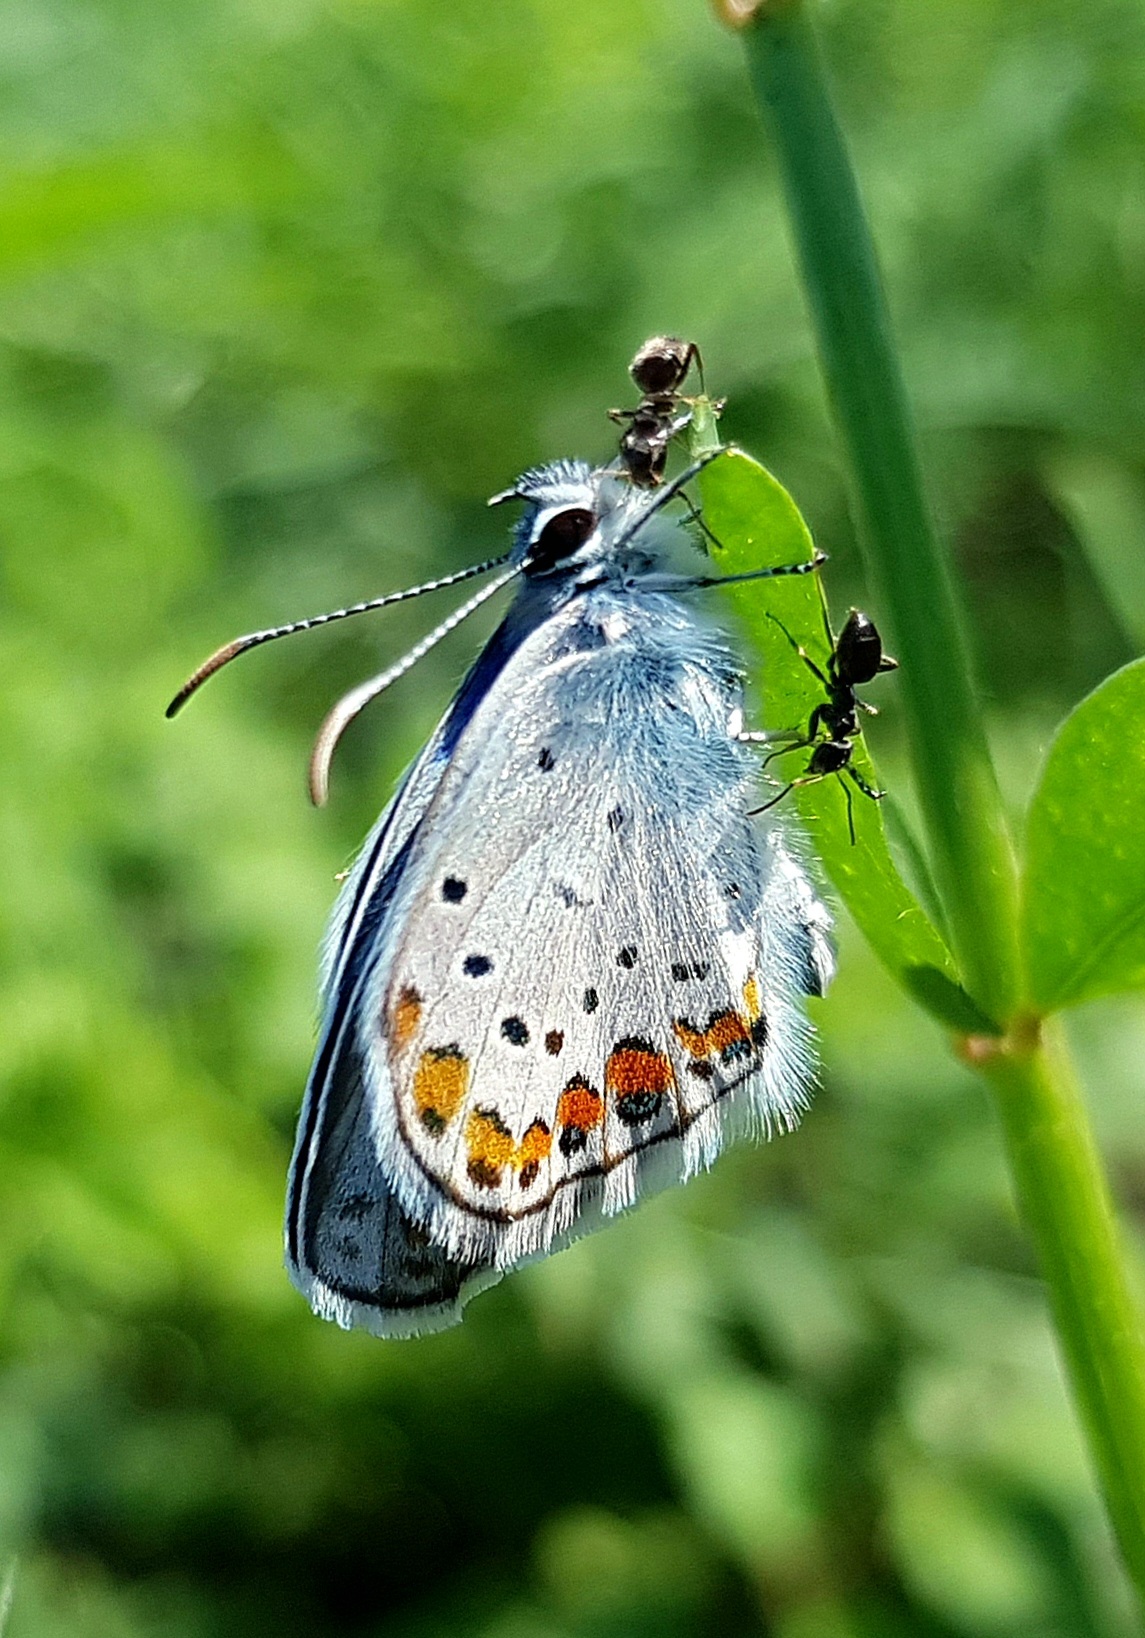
[835,609,898,688]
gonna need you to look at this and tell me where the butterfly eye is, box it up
[526,507,597,573]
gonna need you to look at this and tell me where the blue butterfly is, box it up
[170,447,834,1336]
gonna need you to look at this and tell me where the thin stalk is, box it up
[739,3,1020,1020]
[976,1020,1145,1592]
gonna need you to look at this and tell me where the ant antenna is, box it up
[165,554,512,718]
[308,565,519,806]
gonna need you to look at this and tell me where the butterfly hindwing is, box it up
[285,1024,499,1336]
[352,589,828,1272]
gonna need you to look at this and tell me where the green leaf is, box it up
[1022,658,1145,1013]
[696,448,988,1034]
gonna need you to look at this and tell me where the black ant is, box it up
[751,607,897,843]
[609,336,723,489]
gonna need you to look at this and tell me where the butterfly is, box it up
[169,446,835,1336]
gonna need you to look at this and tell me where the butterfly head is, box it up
[490,459,661,583]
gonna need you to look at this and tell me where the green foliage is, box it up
[739,1,1145,1600]
[1,0,1144,1634]
[1023,659,1145,1013]
[699,449,996,1035]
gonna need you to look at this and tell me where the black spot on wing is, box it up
[615,1091,663,1126]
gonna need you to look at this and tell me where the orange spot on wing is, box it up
[605,1039,676,1097]
[465,1110,553,1189]
[673,987,767,1070]
[671,1018,707,1057]
[672,1011,749,1058]
[709,1012,753,1054]
[413,1045,468,1134]
[557,1076,604,1132]
[518,1119,553,1167]
[391,984,423,1049]
[605,1037,675,1129]
[466,1108,513,1167]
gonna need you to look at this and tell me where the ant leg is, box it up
[855,698,879,717]
[839,776,856,845]
[766,611,831,689]
[846,765,886,802]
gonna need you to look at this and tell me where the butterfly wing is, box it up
[285,626,531,1334]
[315,589,833,1294]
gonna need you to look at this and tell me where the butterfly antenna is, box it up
[308,565,519,806]
[684,554,828,591]
[165,555,512,719]
[613,444,827,586]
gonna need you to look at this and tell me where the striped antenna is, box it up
[611,445,729,553]
[671,551,828,593]
[165,554,511,718]
[308,566,519,806]
[613,443,826,590]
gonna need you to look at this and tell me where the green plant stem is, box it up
[733,0,1145,1598]
[741,3,1019,1020]
[980,1021,1145,1592]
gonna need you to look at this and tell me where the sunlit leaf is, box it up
[696,447,989,1033]
[1022,658,1145,1012]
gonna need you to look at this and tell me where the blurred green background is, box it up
[3,0,1145,1632]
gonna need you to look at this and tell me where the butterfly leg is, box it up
[678,489,726,554]
[748,780,796,817]
[735,727,805,747]
[759,738,815,774]
[747,766,828,817]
